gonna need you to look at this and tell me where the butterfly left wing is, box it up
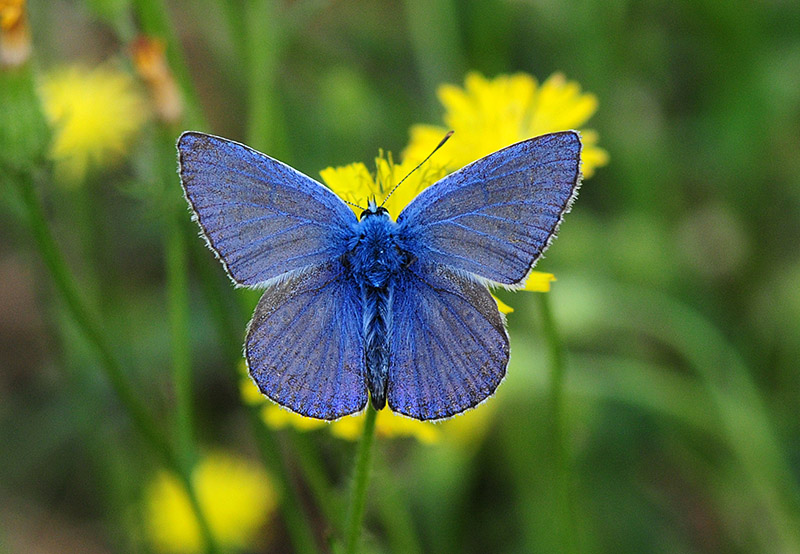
[397,131,582,286]
[246,261,367,420]
[178,132,357,285]
[387,263,508,420]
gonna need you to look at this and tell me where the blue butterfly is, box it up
[178,131,581,421]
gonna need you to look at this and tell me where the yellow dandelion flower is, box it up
[319,152,446,221]
[403,71,608,179]
[39,64,149,182]
[143,451,277,554]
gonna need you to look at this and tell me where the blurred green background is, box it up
[2,0,800,553]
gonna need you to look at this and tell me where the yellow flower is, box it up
[403,71,608,179]
[39,64,149,182]
[319,152,446,221]
[143,451,277,554]
[241,360,498,445]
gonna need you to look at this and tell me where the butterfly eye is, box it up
[359,206,389,220]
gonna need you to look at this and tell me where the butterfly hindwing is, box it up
[178,132,357,285]
[246,262,367,420]
[397,131,582,285]
[387,263,509,420]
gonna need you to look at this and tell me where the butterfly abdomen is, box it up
[362,284,392,409]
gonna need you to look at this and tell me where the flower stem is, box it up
[14,170,170,461]
[244,0,289,159]
[536,292,579,554]
[166,192,195,457]
[159,127,196,467]
[12,171,220,554]
[344,404,379,554]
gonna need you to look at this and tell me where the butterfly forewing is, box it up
[387,263,508,420]
[246,262,367,419]
[178,132,357,285]
[397,131,582,285]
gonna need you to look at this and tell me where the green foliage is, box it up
[0,66,48,172]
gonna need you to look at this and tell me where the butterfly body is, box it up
[178,131,582,421]
[344,203,409,409]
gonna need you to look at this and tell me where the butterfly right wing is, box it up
[396,131,581,286]
[246,261,367,420]
[178,132,357,285]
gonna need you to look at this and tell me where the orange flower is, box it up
[0,0,31,67]
[131,36,183,124]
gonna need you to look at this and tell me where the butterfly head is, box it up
[360,198,390,220]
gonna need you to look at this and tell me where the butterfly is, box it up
[178,131,582,421]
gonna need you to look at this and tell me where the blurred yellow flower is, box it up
[143,451,277,554]
[403,71,608,179]
[39,64,149,182]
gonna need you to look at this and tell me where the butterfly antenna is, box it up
[342,198,366,211]
[380,130,453,207]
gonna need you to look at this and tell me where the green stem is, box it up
[14,171,171,462]
[403,0,466,116]
[536,292,579,554]
[165,202,194,463]
[13,171,220,554]
[245,408,321,554]
[344,405,379,554]
[157,124,196,467]
[245,0,289,158]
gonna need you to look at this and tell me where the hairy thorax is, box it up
[353,218,405,282]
